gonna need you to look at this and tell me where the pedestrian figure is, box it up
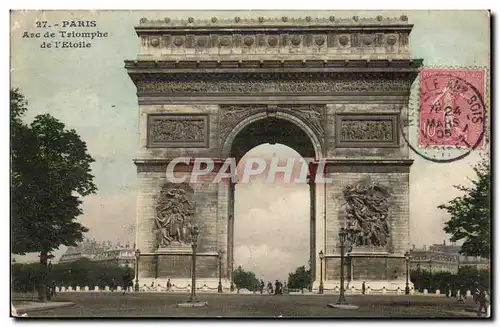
[276,280,283,295]
[129,277,134,292]
[51,280,56,298]
[122,271,131,295]
[477,288,489,316]
[274,280,279,295]
[267,281,273,295]
[457,288,465,304]
[260,279,265,295]
[362,281,366,295]
[167,278,172,292]
[111,278,116,292]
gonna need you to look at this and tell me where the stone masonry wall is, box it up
[323,170,410,282]
[136,169,222,280]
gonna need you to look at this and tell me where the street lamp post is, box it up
[319,250,324,294]
[68,268,72,291]
[134,249,140,292]
[336,228,348,305]
[177,223,208,308]
[47,261,53,300]
[154,254,159,280]
[428,259,433,292]
[189,225,200,303]
[217,250,224,293]
[404,251,411,295]
[230,258,235,292]
[416,263,421,292]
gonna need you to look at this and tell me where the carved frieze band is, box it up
[218,105,325,150]
[147,114,209,148]
[143,32,408,51]
[335,114,399,148]
[136,73,413,94]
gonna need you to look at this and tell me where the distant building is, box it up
[410,241,489,274]
[59,238,135,267]
[94,246,135,267]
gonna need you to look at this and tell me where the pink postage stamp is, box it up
[419,68,486,149]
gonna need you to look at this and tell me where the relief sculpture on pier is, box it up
[343,181,391,247]
[154,183,196,249]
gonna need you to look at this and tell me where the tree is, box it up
[232,266,260,292]
[438,156,491,259]
[10,88,97,301]
[287,265,312,291]
[12,259,134,292]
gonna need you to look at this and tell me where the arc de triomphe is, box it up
[125,15,422,291]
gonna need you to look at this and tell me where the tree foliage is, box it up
[232,266,260,291]
[287,265,312,290]
[438,157,491,259]
[411,266,490,293]
[10,88,97,300]
[12,259,134,293]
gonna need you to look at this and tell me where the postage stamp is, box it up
[9,10,491,319]
[419,68,486,149]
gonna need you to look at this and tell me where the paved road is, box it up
[28,293,483,318]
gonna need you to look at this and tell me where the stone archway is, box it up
[222,113,320,287]
[220,108,324,161]
[126,15,422,292]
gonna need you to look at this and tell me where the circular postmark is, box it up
[401,69,487,163]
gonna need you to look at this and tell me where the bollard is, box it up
[382,287,386,295]
[95,286,99,292]
[436,289,440,296]
[423,289,428,295]
[84,286,90,292]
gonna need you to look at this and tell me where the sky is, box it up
[10,10,490,281]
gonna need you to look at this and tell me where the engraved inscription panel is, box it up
[336,114,399,148]
[147,114,209,148]
[342,120,392,141]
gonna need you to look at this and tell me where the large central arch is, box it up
[127,15,422,292]
[225,114,318,285]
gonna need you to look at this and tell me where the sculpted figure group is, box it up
[343,181,391,247]
[154,184,195,248]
